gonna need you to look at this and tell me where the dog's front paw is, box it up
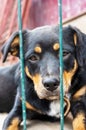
[2,117,21,130]
[73,113,85,130]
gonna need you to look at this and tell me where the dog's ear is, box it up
[69,26,86,67]
[1,30,28,62]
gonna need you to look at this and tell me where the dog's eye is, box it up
[28,55,39,62]
[63,51,70,58]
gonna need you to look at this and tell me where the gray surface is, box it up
[0,113,73,130]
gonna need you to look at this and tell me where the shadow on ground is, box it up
[0,113,72,130]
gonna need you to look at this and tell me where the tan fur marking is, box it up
[74,34,77,45]
[73,113,85,130]
[25,66,41,89]
[20,96,41,113]
[25,66,41,86]
[7,118,20,130]
[11,47,18,55]
[10,37,19,56]
[73,86,86,99]
[11,37,19,47]
[26,101,41,113]
[63,60,78,92]
[12,51,18,56]
[25,66,32,79]
[32,74,41,86]
[26,101,36,111]
[34,46,42,53]
[53,43,59,51]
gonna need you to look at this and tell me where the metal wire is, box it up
[58,0,64,130]
[17,0,27,130]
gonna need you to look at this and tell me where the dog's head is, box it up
[1,25,86,100]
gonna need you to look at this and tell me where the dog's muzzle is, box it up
[42,77,70,117]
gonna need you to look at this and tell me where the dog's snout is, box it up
[43,78,59,91]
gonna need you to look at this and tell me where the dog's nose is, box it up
[43,78,59,91]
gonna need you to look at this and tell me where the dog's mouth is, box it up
[45,95,59,100]
[35,85,70,117]
[44,90,60,100]
[36,86,60,100]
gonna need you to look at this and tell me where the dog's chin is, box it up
[45,95,59,100]
[37,91,60,100]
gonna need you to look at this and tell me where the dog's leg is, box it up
[2,93,22,130]
[71,99,86,130]
[73,112,85,130]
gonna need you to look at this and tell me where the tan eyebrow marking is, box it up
[74,34,77,45]
[73,86,86,99]
[34,46,42,53]
[53,43,59,51]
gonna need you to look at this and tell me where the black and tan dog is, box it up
[0,25,86,130]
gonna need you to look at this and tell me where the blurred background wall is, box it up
[0,0,86,66]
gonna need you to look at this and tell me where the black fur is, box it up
[0,25,86,130]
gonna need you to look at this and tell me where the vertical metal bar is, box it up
[58,0,64,130]
[17,0,27,130]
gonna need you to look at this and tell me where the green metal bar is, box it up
[17,0,27,130]
[58,0,64,130]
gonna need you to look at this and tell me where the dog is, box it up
[0,25,86,130]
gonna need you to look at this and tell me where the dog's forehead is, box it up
[24,25,75,53]
[29,25,59,46]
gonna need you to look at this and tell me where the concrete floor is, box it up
[0,113,73,130]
